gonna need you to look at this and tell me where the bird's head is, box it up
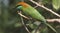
[16,2,29,10]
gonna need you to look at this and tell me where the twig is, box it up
[20,12,31,33]
[29,0,60,17]
[46,19,60,23]
[34,6,38,8]
[17,11,31,19]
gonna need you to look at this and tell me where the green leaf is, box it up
[52,0,60,10]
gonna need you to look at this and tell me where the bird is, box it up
[16,2,57,33]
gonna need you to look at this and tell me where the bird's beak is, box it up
[14,6,21,12]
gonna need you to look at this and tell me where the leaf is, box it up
[52,0,60,10]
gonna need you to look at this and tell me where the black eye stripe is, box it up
[16,5,21,7]
[15,5,21,8]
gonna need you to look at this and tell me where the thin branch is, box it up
[17,11,31,19]
[20,12,31,33]
[34,6,38,8]
[29,0,60,17]
[46,19,60,23]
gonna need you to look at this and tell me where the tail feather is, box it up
[44,22,57,33]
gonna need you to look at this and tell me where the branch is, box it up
[46,19,60,23]
[17,11,31,19]
[29,0,60,17]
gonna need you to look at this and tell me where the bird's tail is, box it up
[44,22,57,33]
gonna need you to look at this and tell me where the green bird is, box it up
[16,2,57,33]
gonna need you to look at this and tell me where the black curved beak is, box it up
[15,6,20,11]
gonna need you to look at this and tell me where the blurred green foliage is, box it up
[52,0,60,10]
[0,0,60,33]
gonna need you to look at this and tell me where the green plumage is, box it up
[17,3,57,33]
[22,6,46,22]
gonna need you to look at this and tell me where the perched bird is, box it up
[16,2,57,33]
